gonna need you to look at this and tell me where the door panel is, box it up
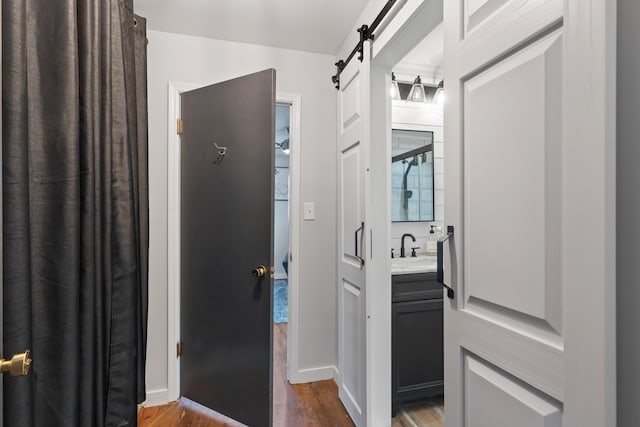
[342,279,364,411]
[464,354,562,427]
[341,73,361,131]
[337,45,370,427]
[341,145,362,265]
[444,0,615,425]
[180,69,275,427]
[464,0,510,34]
[459,310,563,400]
[462,0,562,40]
[464,30,563,332]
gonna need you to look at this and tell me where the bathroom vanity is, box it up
[391,257,443,415]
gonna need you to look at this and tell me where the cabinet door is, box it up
[392,298,444,408]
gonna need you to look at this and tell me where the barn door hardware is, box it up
[436,226,455,299]
[331,0,398,89]
[354,222,365,266]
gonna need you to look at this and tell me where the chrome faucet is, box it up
[400,233,416,258]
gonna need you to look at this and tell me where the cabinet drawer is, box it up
[392,272,442,302]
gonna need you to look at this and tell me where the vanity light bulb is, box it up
[390,82,400,100]
[390,73,401,100]
[407,76,427,103]
[433,80,445,105]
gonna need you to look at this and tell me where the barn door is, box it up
[337,42,373,427]
[443,0,615,426]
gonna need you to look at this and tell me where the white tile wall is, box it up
[391,102,445,256]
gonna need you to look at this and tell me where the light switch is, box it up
[304,202,316,221]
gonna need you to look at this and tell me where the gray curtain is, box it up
[2,0,148,425]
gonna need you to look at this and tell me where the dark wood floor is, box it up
[138,323,354,427]
[138,323,443,426]
[392,396,444,427]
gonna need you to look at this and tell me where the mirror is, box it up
[391,129,434,222]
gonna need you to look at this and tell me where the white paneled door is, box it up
[337,42,372,427]
[443,0,615,426]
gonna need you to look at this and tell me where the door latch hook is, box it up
[213,142,228,164]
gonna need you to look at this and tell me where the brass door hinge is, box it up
[176,341,182,358]
[177,119,184,135]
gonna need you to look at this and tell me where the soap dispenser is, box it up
[426,225,437,256]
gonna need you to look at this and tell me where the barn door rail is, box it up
[331,0,399,89]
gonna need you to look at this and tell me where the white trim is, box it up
[275,93,302,384]
[354,1,443,425]
[289,365,338,384]
[143,388,174,408]
[274,273,288,281]
[563,0,616,424]
[363,64,393,427]
[163,82,304,406]
[166,81,199,404]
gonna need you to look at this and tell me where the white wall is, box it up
[145,30,337,401]
[617,0,640,424]
[391,101,444,254]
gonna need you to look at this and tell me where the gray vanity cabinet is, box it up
[392,272,443,415]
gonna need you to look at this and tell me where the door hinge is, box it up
[176,341,182,358]
[177,119,184,135]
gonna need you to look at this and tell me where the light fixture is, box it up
[390,72,401,100]
[275,126,290,155]
[280,139,290,155]
[407,75,427,103]
[276,139,290,155]
[433,80,444,105]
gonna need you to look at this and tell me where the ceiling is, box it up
[134,0,370,55]
[395,23,444,84]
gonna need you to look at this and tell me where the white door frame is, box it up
[165,81,302,403]
[359,0,444,424]
[332,1,444,424]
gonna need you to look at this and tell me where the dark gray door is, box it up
[180,69,275,427]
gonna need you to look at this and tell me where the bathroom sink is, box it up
[391,255,437,275]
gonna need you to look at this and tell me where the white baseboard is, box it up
[274,273,288,280]
[143,388,174,408]
[332,365,339,381]
[288,365,338,384]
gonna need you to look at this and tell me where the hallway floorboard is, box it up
[138,323,354,426]
[137,323,442,426]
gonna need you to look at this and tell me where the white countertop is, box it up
[391,255,437,275]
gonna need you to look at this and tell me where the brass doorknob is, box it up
[1,350,32,376]
[252,265,267,279]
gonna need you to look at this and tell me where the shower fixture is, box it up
[275,126,290,155]
[276,139,290,155]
